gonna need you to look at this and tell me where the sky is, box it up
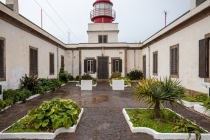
[0,0,191,44]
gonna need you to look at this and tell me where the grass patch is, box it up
[126,109,207,133]
[4,116,54,133]
[182,94,207,102]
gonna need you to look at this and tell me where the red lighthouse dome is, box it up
[90,0,116,23]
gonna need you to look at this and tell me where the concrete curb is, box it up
[0,108,84,139]
[122,108,210,140]
[194,104,210,117]
[178,100,202,108]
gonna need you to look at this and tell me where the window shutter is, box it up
[50,54,54,74]
[199,38,209,78]
[0,40,4,78]
[112,59,115,72]
[30,49,33,76]
[93,59,96,73]
[84,59,87,73]
[174,48,178,75]
[119,59,122,72]
[34,49,38,75]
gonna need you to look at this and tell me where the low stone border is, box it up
[123,108,210,140]
[109,83,131,87]
[0,108,84,139]
[194,104,210,117]
[69,81,79,83]
[76,83,97,87]
[178,100,202,108]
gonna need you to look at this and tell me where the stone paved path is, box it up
[0,82,210,140]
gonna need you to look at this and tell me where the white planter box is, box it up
[81,80,92,90]
[178,100,202,108]
[112,80,124,90]
[194,104,210,117]
[0,108,84,139]
[123,108,210,140]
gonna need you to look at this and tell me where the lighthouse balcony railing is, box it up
[90,8,116,20]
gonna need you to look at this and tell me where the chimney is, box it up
[6,0,19,14]
[190,0,196,10]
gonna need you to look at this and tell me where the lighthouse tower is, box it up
[87,0,119,43]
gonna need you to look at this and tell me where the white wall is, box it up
[143,15,210,94]
[127,49,141,73]
[65,50,79,78]
[81,49,125,78]
[87,23,119,43]
[0,19,65,90]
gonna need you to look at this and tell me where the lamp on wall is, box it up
[101,46,105,56]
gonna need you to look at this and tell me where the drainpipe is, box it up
[72,50,74,77]
[57,46,59,78]
[148,45,150,78]
[134,49,136,69]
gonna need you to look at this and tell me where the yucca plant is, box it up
[132,77,184,119]
[173,118,203,140]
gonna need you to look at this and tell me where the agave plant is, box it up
[132,77,184,119]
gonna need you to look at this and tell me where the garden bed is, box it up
[123,108,210,140]
[0,108,84,139]
[194,104,210,117]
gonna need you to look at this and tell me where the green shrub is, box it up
[203,97,210,113]
[122,77,131,85]
[27,98,81,130]
[3,99,13,107]
[110,72,121,79]
[128,69,143,80]
[18,89,32,103]
[20,75,39,95]
[195,94,207,102]
[75,76,80,81]
[81,73,93,80]
[59,72,72,83]
[3,89,16,101]
[0,99,4,110]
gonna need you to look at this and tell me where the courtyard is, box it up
[0,82,210,140]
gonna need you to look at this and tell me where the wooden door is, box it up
[98,57,108,79]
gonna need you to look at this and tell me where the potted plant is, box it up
[77,73,97,90]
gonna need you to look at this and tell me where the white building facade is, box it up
[0,0,210,95]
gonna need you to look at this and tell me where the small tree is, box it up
[132,77,184,119]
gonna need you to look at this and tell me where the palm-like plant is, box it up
[132,77,184,119]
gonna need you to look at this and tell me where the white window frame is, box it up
[87,60,94,73]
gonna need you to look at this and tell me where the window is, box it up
[98,35,107,43]
[196,0,206,7]
[170,45,179,78]
[29,47,38,76]
[49,53,54,75]
[61,55,64,67]
[112,58,122,73]
[0,39,5,81]
[199,38,209,78]
[84,59,96,73]
[153,51,158,75]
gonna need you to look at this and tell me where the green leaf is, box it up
[34,120,42,129]
[42,119,49,127]
[46,108,55,116]
[63,117,72,128]
[72,109,78,115]
[37,113,45,120]
[52,119,63,129]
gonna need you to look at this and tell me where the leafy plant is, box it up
[59,66,72,83]
[0,99,4,110]
[17,89,32,103]
[173,118,204,140]
[132,77,184,119]
[3,89,16,101]
[75,76,80,81]
[81,73,93,80]
[203,97,210,113]
[195,94,207,102]
[3,99,13,107]
[20,75,39,95]
[27,98,81,130]
[128,69,143,80]
[122,77,131,85]
[110,72,121,79]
